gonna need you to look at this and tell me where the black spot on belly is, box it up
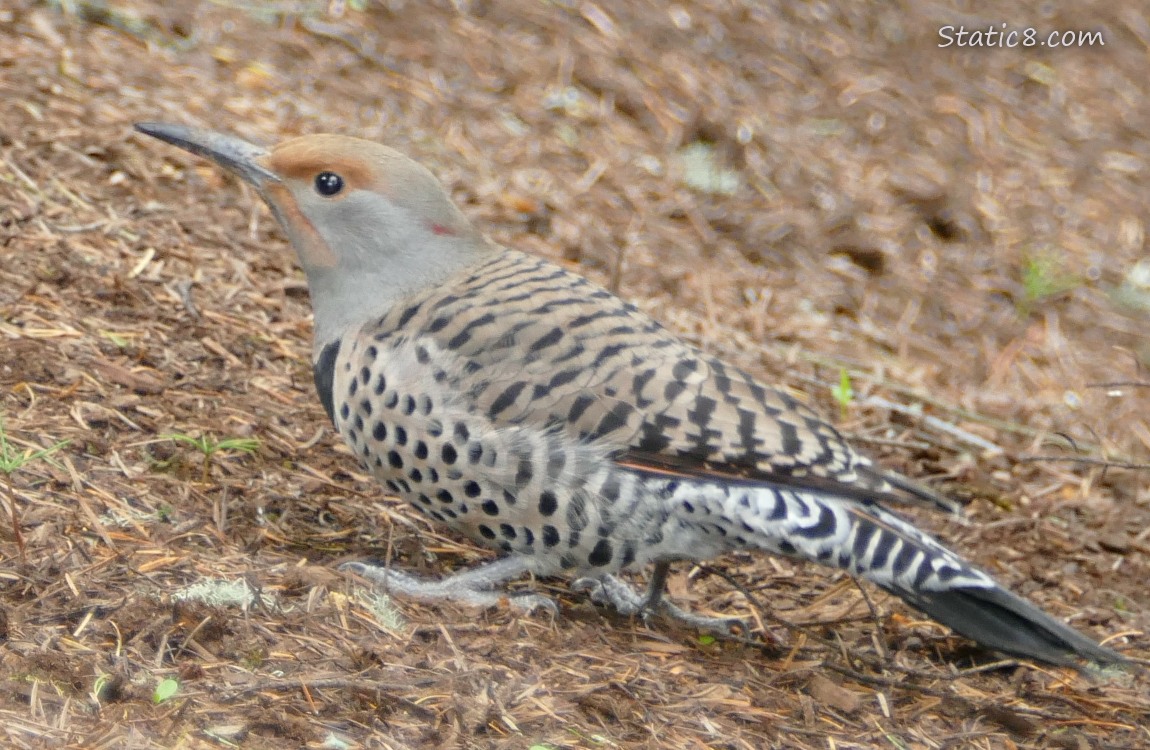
[588,539,613,567]
[478,525,496,540]
[481,500,499,515]
[515,458,533,487]
[599,475,621,503]
[538,491,558,516]
[542,525,560,547]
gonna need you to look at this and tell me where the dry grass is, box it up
[0,0,1148,747]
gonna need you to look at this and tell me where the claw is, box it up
[571,577,610,605]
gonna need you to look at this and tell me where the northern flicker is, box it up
[135,122,1128,668]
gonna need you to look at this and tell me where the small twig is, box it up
[216,675,440,719]
[864,395,1005,456]
[1086,381,1150,389]
[845,434,935,452]
[170,614,214,661]
[1,475,23,564]
[786,347,1131,461]
[48,220,109,234]
[298,16,402,73]
[1016,455,1150,471]
[821,660,953,700]
[852,580,889,661]
[694,565,805,648]
[52,0,197,50]
[173,280,200,320]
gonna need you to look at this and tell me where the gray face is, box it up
[135,122,491,347]
[288,185,416,272]
[264,170,488,350]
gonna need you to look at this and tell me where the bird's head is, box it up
[135,123,487,345]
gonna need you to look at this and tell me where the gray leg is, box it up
[638,561,671,610]
[573,569,749,635]
[341,556,557,614]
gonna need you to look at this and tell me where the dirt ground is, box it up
[1,0,1148,747]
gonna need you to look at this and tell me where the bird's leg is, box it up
[637,561,671,611]
[573,567,749,636]
[341,556,557,615]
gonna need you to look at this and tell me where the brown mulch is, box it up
[1,1,1148,747]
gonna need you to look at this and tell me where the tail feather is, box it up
[887,580,1126,667]
[850,503,1127,667]
[664,478,1128,667]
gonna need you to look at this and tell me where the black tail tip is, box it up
[899,585,1131,671]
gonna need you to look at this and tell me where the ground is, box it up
[0,1,1148,748]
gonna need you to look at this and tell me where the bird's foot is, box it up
[573,575,749,636]
[572,575,650,616]
[342,557,558,615]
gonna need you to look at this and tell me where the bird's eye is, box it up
[314,171,344,197]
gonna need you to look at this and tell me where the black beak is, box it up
[135,122,279,187]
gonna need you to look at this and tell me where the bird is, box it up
[134,121,1128,669]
